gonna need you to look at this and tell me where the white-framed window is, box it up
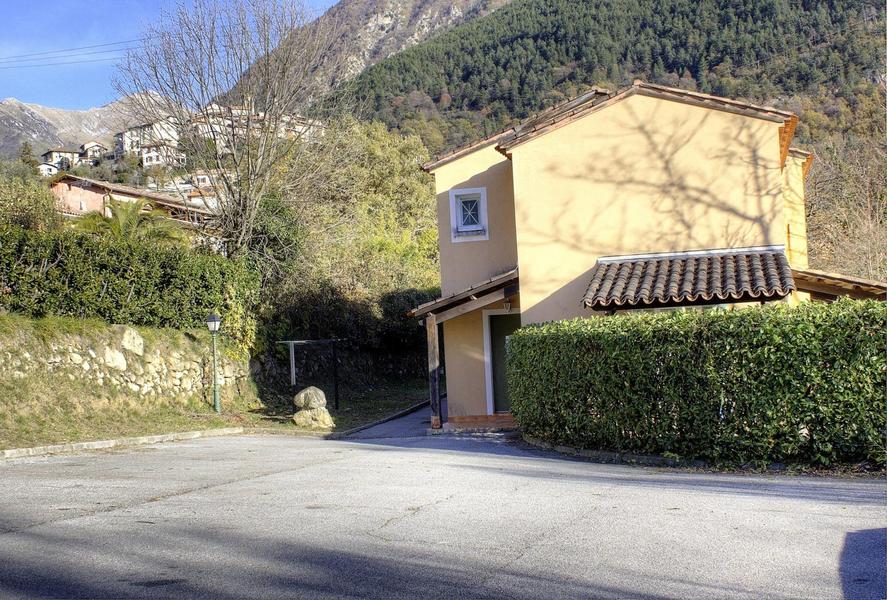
[449,187,489,243]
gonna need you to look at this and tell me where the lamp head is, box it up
[206,313,222,333]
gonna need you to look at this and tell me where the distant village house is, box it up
[78,141,108,165]
[37,163,59,177]
[40,148,80,170]
[114,117,181,161]
[51,174,212,226]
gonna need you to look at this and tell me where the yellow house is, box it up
[411,81,884,430]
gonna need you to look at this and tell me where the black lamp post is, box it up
[206,313,222,414]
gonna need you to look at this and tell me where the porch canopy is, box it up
[583,247,796,311]
[791,268,887,301]
[409,268,519,429]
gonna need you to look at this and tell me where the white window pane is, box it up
[460,198,479,226]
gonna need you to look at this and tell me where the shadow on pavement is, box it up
[0,524,673,600]
[342,434,887,507]
[840,528,887,600]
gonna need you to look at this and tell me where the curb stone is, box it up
[1,427,244,460]
[427,426,520,438]
[522,433,708,469]
[244,427,330,438]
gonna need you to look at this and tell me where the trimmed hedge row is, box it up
[0,226,259,354]
[507,300,886,466]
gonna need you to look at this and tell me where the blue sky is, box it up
[0,1,337,110]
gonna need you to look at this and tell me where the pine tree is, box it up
[18,141,38,172]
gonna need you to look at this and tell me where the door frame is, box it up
[482,308,519,415]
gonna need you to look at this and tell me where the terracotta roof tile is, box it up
[583,248,795,310]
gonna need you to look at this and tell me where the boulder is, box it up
[292,407,335,430]
[120,327,144,356]
[103,347,127,371]
[293,386,327,410]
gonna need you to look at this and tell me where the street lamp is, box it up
[206,313,222,414]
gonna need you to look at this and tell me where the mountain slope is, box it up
[349,0,885,153]
[2,0,509,160]
[300,0,512,89]
[0,96,150,160]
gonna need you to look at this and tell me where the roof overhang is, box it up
[787,147,815,179]
[792,269,886,301]
[421,81,799,172]
[497,82,797,165]
[410,268,519,323]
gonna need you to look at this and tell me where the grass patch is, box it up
[0,313,108,342]
[0,374,235,450]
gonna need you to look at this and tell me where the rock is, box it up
[69,352,83,364]
[121,327,144,356]
[292,407,334,430]
[293,386,327,410]
[103,348,127,371]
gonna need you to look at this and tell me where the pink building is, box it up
[50,174,212,226]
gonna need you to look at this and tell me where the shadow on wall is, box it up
[515,99,782,322]
[840,529,887,600]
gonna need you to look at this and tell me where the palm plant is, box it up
[72,198,190,248]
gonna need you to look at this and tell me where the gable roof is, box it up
[423,81,798,172]
[421,87,611,172]
[41,148,80,155]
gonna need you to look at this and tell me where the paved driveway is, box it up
[0,434,884,599]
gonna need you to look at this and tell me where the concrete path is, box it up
[346,398,445,439]
[0,434,884,599]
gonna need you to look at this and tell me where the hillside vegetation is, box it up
[349,0,885,279]
[352,0,883,149]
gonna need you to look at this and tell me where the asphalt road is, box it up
[0,434,884,599]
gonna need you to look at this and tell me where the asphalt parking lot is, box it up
[1,433,884,599]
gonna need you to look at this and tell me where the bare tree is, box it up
[807,136,887,281]
[115,0,349,259]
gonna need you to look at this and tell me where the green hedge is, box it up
[507,300,887,466]
[0,226,259,354]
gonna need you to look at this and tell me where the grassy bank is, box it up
[0,313,426,450]
[0,375,427,450]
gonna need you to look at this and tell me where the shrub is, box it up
[0,226,259,355]
[507,300,887,466]
[0,164,62,232]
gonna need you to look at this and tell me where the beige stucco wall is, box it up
[783,154,809,269]
[442,297,518,418]
[430,144,518,295]
[783,153,811,304]
[508,93,787,324]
